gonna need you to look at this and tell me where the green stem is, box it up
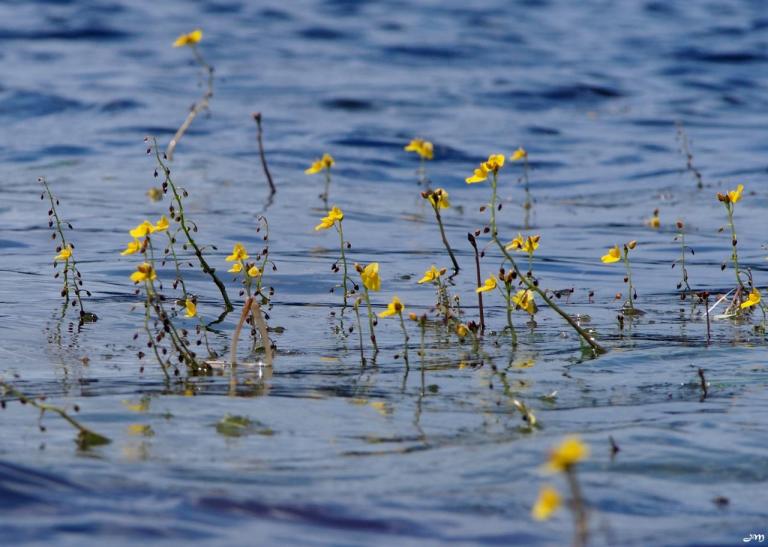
[398,311,410,363]
[362,288,378,352]
[623,249,635,311]
[432,204,460,275]
[489,173,605,354]
[337,221,350,307]
[726,204,746,291]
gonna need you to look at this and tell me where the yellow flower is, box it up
[427,188,450,209]
[225,243,249,262]
[741,288,761,309]
[476,275,497,293]
[378,296,404,318]
[506,233,540,253]
[727,183,744,204]
[129,220,155,239]
[483,153,505,172]
[305,153,335,175]
[418,265,443,284]
[647,215,660,229]
[361,262,381,292]
[315,206,344,231]
[545,436,589,473]
[173,28,203,48]
[146,187,163,201]
[465,163,490,184]
[55,245,72,261]
[184,298,197,318]
[154,215,169,232]
[404,138,434,160]
[247,265,262,277]
[601,245,621,264]
[532,485,561,521]
[228,262,243,274]
[456,323,469,337]
[512,290,536,315]
[510,147,528,162]
[120,240,141,256]
[130,263,157,283]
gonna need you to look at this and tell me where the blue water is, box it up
[1,0,768,545]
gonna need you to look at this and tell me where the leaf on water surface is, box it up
[216,414,273,438]
[77,429,111,450]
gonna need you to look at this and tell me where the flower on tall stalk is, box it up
[130,263,157,283]
[55,245,73,262]
[305,153,335,175]
[404,139,434,160]
[361,262,381,292]
[173,29,203,48]
[314,206,344,231]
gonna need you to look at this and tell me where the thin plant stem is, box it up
[362,288,378,352]
[622,247,635,311]
[166,44,213,161]
[432,203,460,275]
[468,233,485,332]
[252,112,276,194]
[488,172,605,354]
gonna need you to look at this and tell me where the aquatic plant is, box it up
[673,220,692,299]
[404,138,433,185]
[252,112,276,195]
[166,29,213,161]
[601,240,640,315]
[510,147,533,227]
[466,154,605,354]
[124,217,207,378]
[1,379,110,449]
[421,188,460,275]
[676,121,704,189]
[315,206,355,307]
[150,138,233,313]
[40,178,97,324]
[306,153,335,206]
[356,262,381,352]
[378,296,409,361]
[533,436,590,547]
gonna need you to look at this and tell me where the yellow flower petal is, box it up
[476,275,497,293]
[154,215,169,232]
[728,183,744,204]
[129,220,155,239]
[601,245,621,264]
[545,436,589,473]
[225,243,248,262]
[466,164,489,184]
[305,153,334,175]
[173,28,203,48]
[417,265,442,284]
[740,288,761,309]
[532,486,561,521]
[314,206,344,231]
[247,265,262,277]
[184,298,197,318]
[54,245,72,261]
[120,239,141,256]
[378,296,404,318]
[361,262,381,292]
[130,263,157,283]
[511,147,527,162]
[456,323,469,337]
[512,290,536,315]
[484,153,505,172]
[228,263,243,274]
[404,139,434,160]
[427,188,450,209]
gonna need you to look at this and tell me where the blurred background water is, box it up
[1,0,767,545]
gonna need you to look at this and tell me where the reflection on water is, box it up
[1,0,768,544]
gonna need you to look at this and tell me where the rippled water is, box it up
[1,0,768,544]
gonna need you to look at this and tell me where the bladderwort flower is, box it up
[225,243,263,308]
[507,232,540,274]
[673,220,692,299]
[510,147,533,228]
[130,263,157,284]
[417,264,454,325]
[466,154,505,184]
[405,138,434,185]
[646,208,661,229]
[717,184,752,307]
[476,274,498,293]
[467,153,604,353]
[40,177,96,323]
[379,296,409,361]
[741,288,761,309]
[167,30,212,161]
[422,188,459,275]
[357,262,381,352]
[532,485,561,521]
[315,206,354,307]
[184,298,197,318]
[601,241,640,315]
[172,29,203,48]
[306,153,335,205]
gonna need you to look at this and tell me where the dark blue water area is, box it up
[1,0,768,545]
